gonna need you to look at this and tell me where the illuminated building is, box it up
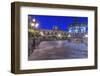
[68,18,88,38]
[38,26,68,40]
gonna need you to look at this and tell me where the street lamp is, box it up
[35,23,39,28]
[30,22,35,27]
[30,18,39,29]
[32,18,36,22]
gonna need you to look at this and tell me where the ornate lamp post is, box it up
[30,18,39,30]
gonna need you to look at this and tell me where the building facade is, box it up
[67,19,88,38]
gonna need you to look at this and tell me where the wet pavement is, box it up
[28,40,88,60]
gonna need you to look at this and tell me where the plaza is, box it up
[28,16,88,60]
[29,40,87,60]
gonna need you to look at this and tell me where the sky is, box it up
[28,14,88,31]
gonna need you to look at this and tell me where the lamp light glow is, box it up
[35,23,39,28]
[31,23,35,27]
[58,34,61,37]
[32,18,36,22]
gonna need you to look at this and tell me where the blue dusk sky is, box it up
[28,15,88,31]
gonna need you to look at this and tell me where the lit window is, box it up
[75,29,78,33]
[69,29,72,33]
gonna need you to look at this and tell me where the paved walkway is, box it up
[28,40,88,60]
